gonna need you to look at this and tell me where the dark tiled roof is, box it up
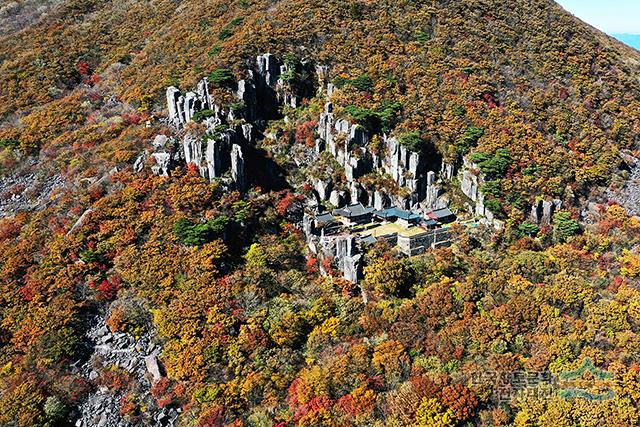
[333,203,375,218]
[431,208,455,219]
[360,235,378,245]
[315,213,335,223]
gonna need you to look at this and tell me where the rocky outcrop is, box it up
[318,234,363,283]
[460,159,496,223]
[315,178,333,201]
[0,170,65,218]
[231,144,245,191]
[73,316,179,427]
[605,151,640,216]
[67,209,94,236]
[141,54,318,190]
[440,161,455,180]
[256,53,281,89]
[315,97,444,212]
[530,198,562,225]
[145,54,450,210]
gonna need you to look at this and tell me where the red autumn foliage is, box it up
[19,284,35,301]
[306,255,319,274]
[186,162,199,174]
[295,120,318,147]
[91,275,121,300]
[440,383,478,421]
[198,405,225,427]
[276,191,303,215]
[122,112,143,126]
[76,61,91,76]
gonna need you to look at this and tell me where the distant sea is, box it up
[612,34,640,50]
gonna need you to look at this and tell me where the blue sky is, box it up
[556,0,640,34]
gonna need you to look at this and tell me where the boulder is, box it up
[144,355,163,381]
[133,151,147,173]
[152,135,170,149]
[151,153,172,176]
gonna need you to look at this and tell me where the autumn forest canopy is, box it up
[2,0,640,426]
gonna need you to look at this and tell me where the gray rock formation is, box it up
[530,199,562,225]
[231,144,245,190]
[256,53,281,88]
[133,151,147,173]
[144,355,163,381]
[441,161,454,180]
[73,315,179,427]
[459,159,498,224]
[151,152,172,177]
[460,166,480,202]
[319,234,363,283]
[425,171,439,209]
[605,151,640,216]
[373,190,390,211]
[166,87,183,127]
[315,179,333,201]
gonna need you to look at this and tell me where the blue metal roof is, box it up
[373,207,421,221]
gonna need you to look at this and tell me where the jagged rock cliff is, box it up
[133,53,457,217]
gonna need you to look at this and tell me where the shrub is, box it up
[480,180,502,197]
[518,223,540,237]
[350,74,374,92]
[173,216,229,246]
[553,211,580,241]
[208,68,235,87]
[483,199,503,217]
[455,127,484,155]
[344,102,401,134]
[334,73,374,92]
[452,105,466,117]
[415,30,431,42]
[344,105,379,131]
[80,249,104,263]
[44,396,68,424]
[377,101,402,133]
[192,109,216,122]
[399,131,423,152]
[469,148,510,179]
[230,101,246,112]
[208,45,222,57]
[280,69,296,82]
[219,17,244,40]
[0,139,20,149]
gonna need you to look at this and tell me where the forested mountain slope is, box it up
[2,0,640,426]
